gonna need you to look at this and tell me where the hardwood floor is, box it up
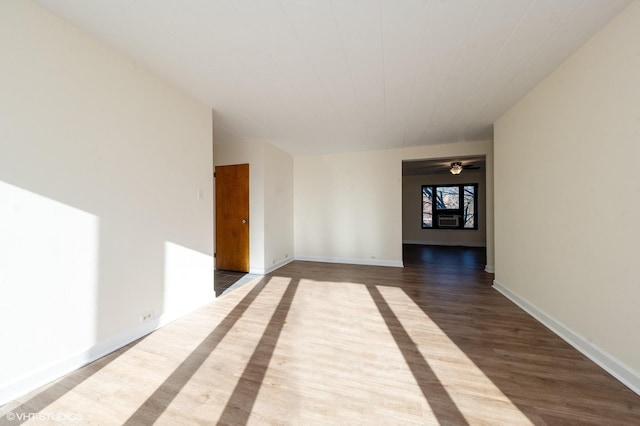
[2,245,639,425]
[214,270,260,297]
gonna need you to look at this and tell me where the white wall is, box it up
[264,142,294,271]
[494,0,640,390]
[294,140,493,267]
[403,171,487,247]
[0,1,214,403]
[213,127,294,274]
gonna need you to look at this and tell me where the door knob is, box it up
[242,219,247,224]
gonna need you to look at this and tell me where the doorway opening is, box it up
[215,163,250,273]
[401,156,489,271]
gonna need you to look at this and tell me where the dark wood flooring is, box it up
[1,244,638,424]
[214,269,259,296]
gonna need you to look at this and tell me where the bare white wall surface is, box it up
[264,142,294,271]
[294,140,493,267]
[494,0,640,390]
[0,1,213,403]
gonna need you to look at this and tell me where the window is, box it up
[422,184,478,230]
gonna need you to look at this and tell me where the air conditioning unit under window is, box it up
[438,215,459,228]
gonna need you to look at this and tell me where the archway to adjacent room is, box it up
[401,155,493,274]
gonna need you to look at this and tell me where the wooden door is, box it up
[215,164,249,272]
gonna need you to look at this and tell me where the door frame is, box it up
[215,163,250,272]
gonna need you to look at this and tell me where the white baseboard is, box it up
[249,257,293,275]
[264,257,294,274]
[0,292,216,406]
[484,265,495,273]
[294,255,403,268]
[492,280,640,396]
[403,240,486,248]
[250,257,294,275]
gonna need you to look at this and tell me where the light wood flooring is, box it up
[1,245,639,425]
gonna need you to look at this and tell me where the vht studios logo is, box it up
[5,411,84,422]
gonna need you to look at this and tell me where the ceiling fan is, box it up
[449,162,480,175]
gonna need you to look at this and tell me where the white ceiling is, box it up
[36,0,631,156]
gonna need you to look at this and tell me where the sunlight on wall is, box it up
[163,242,214,319]
[376,285,533,425]
[0,181,99,385]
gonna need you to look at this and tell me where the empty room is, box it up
[1,0,639,424]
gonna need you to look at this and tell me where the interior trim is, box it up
[0,292,216,406]
[493,280,640,396]
[294,255,403,268]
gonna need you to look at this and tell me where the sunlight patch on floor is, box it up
[241,278,438,424]
[376,285,533,425]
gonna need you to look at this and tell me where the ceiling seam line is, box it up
[400,0,433,148]
[329,0,369,141]
[419,0,485,146]
[463,0,587,136]
[226,0,309,143]
[439,0,535,142]
[277,0,341,146]
[380,0,388,142]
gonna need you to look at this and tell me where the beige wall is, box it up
[213,131,294,274]
[0,1,214,403]
[494,0,640,385]
[294,149,403,266]
[294,140,493,267]
[403,171,487,247]
[264,142,294,270]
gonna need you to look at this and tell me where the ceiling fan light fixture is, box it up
[450,162,463,175]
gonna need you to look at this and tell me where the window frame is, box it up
[421,183,479,230]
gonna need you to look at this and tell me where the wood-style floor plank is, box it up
[1,245,639,425]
